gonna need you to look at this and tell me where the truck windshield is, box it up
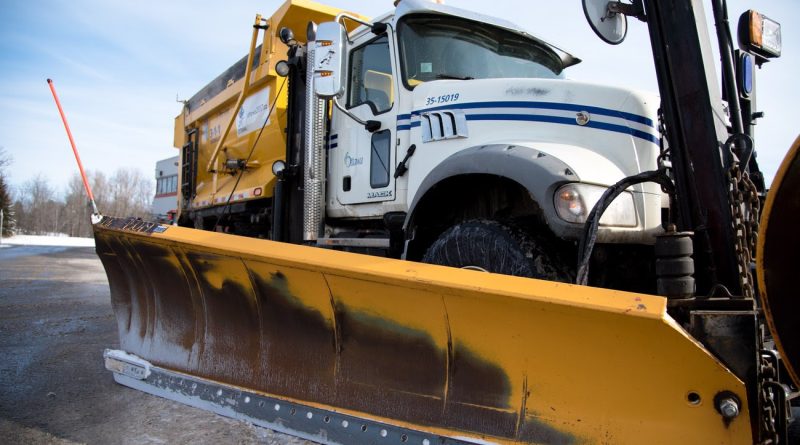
[398,14,565,88]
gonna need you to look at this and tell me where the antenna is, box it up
[47,79,102,222]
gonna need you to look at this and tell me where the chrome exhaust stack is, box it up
[302,39,328,242]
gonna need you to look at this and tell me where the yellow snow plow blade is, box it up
[94,218,751,444]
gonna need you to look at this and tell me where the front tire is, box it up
[421,219,571,282]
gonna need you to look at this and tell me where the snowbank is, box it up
[0,234,95,247]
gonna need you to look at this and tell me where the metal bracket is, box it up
[316,237,390,248]
[608,0,646,21]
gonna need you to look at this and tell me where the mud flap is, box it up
[95,216,753,444]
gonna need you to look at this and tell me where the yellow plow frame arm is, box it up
[95,218,752,444]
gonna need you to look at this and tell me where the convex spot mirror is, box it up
[583,0,628,45]
[313,22,347,99]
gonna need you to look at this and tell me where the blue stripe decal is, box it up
[463,114,658,144]
[396,101,653,127]
[397,113,412,120]
[397,122,420,130]
[326,134,338,150]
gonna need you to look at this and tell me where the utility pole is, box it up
[1,208,4,244]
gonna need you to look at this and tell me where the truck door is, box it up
[329,30,397,207]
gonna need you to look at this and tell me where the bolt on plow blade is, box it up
[94,217,753,444]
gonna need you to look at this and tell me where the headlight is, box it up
[554,183,637,227]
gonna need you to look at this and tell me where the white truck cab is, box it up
[306,0,665,284]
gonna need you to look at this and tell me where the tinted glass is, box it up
[349,35,394,113]
[370,130,391,188]
[399,15,564,87]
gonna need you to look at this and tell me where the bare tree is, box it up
[0,146,10,170]
[17,175,58,235]
[100,168,152,218]
[14,166,154,236]
[63,174,93,237]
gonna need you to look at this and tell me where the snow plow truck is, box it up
[95,0,798,443]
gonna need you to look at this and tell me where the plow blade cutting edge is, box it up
[94,217,753,444]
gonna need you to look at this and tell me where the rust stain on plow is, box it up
[245,264,339,402]
[333,305,448,426]
[518,414,577,445]
[326,302,517,438]
[443,345,516,437]
[129,241,198,362]
[185,250,261,387]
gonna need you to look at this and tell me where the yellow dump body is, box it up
[173,0,362,211]
[94,217,753,444]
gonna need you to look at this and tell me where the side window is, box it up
[370,130,391,188]
[348,35,393,114]
[156,176,178,194]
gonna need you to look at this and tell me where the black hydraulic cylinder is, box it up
[283,45,309,245]
[271,179,285,242]
[642,0,741,296]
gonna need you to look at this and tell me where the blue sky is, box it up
[1,0,797,194]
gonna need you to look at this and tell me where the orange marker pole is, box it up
[47,78,100,216]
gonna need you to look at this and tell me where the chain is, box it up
[729,165,777,442]
[725,161,760,300]
[725,137,777,443]
[758,352,780,444]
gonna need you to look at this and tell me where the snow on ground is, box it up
[0,234,95,247]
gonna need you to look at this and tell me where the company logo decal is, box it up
[344,153,363,168]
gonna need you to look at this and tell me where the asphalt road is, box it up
[0,245,311,445]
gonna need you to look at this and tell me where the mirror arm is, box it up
[608,0,646,21]
[332,98,381,133]
[335,13,386,40]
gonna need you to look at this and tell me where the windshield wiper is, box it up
[436,73,474,80]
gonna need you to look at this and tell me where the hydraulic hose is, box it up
[576,168,673,285]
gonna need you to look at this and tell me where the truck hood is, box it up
[402,78,661,183]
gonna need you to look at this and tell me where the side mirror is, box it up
[582,0,628,45]
[313,22,347,99]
